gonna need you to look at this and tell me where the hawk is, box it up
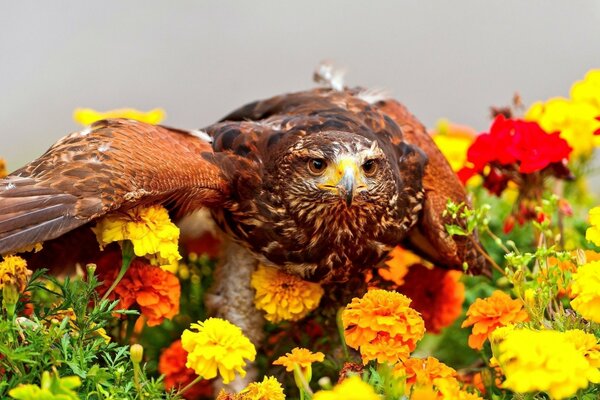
[0,81,486,353]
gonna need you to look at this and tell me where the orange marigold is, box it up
[398,264,465,333]
[159,340,213,399]
[377,246,420,285]
[461,290,529,350]
[0,158,6,178]
[342,289,425,364]
[394,356,457,391]
[273,347,325,372]
[97,252,180,326]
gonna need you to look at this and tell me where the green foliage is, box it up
[0,267,180,400]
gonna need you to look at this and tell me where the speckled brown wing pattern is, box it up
[218,88,487,276]
[0,119,229,255]
[375,99,488,275]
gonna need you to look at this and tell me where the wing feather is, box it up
[0,119,230,256]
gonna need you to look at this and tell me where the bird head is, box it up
[269,130,406,234]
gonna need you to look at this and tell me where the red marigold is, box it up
[398,264,465,334]
[458,115,572,183]
[461,290,529,350]
[96,252,180,326]
[159,340,213,399]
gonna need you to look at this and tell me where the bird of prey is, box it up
[0,86,484,280]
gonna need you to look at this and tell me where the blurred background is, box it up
[1,1,599,181]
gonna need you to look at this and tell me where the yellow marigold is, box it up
[586,206,600,247]
[343,289,425,364]
[181,318,256,384]
[571,69,600,110]
[431,119,476,172]
[217,376,285,400]
[273,347,325,372]
[570,260,600,323]
[526,98,600,159]
[239,376,286,400]
[461,290,528,350]
[563,329,600,376]
[377,246,420,285]
[493,329,597,399]
[73,107,165,125]
[0,255,32,292]
[251,265,324,323]
[312,376,379,400]
[92,204,181,268]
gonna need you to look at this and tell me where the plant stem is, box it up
[101,241,134,301]
[177,376,204,396]
[336,307,350,360]
[132,360,144,399]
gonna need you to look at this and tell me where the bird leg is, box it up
[205,238,264,392]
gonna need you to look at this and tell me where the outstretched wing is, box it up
[0,119,229,256]
[374,99,488,275]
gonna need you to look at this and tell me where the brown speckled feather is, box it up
[0,119,229,255]
[374,99,487,274]
[0,87,487,281]
[218,88,487,276]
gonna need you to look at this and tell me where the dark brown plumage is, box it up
[0,87,487,282]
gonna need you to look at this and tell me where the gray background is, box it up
[1,1,599,178]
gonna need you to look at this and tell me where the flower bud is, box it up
[130,344,144,364]
[2,283,19,318]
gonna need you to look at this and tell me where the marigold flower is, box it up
[526,69,600,159]
[394,356,457,392]
[563,329,600,374]
[343,289,425,364]
[92,204,181,268]
[273,347,324,388]
[273,347,325,372]
[570,260,600,323]
[526,98,600,159]
[398,265,464,333]
[377,246,420,285]
[159,340,213,400]
[493,329,598,399]
[461,290,528,350]
[97,252,180,326]
[251,265,324,323]
[181,318,256,384]
[312,376,379,400]
[571,69,600,109]
[0,255,32,292]
[431,119,476,172]
[217,376,285,400]
[586,206,600,246]
[73,107,166,125]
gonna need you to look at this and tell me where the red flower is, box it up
[397,264,465,334]
[159,340,213,399]
[458,115,572,183]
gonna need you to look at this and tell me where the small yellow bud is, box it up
[130,344,144,364]
[2,284,19,318]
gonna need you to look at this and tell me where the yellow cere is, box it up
[319,157,365,191]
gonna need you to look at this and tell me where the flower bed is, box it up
[1,71,600,399]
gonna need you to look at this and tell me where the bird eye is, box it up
[362,159,378,176]
[308,158,327,175]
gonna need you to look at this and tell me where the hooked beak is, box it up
[317,157,364,207]
[337,167,356,207]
